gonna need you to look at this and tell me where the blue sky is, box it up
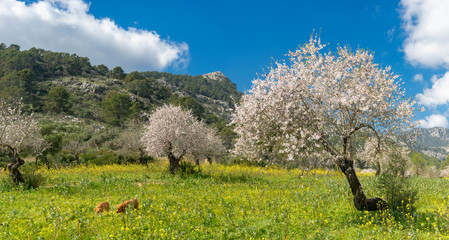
[1,0,449,128]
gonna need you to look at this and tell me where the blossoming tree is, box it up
[232,36,417,211]
[191,126,226,165]
[0,100,45,182]
[141,105,224,173]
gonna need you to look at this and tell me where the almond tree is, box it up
[232,36,417,211]
[141,105,224,173]
[191,126,226,165]
[0,100,45,182]
[114,120,148,166]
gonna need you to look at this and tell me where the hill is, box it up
[0,43,242,153]
[412,127,449,160]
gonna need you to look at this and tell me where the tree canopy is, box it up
[45,86,72,114]
[0,100,45,182]
[101,90,132,126]
[232,36,417,210]
[141,105,224,173]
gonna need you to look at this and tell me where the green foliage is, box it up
[171,95,205,119]
[40,123,64,155]
[376,174,418,213]
[443,154,449,169]
[49,152,76,165]
[0,43,96,108]
[101,90,132,126]
[65,54,91,76]
[410,152,443,175]
[0,163,46,190]
[376,148,418,214]
[0,44,94,79]
[44,86,72,114]
[94,64,109,76]
[78,149,141,165]
[123,71,144,83]
[143,71,241,105]
[86,151,122,165]
[0,86,26,102]
[176,161,202,176]
[125,79,154,99]
[0,69,36,102]
[108,66,125,80]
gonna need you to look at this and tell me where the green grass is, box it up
[0,162,448,239]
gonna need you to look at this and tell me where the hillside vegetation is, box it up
[0,43,241,167]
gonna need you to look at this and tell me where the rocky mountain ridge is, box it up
[413,127,449,160]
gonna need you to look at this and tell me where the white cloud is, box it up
[416,72,449,106]
[400,0,449,68]
[416,114,449,128]
[412,73,423,82]
[0,0,189,71]
[387,27,396,43]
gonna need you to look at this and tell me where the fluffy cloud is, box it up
[412,73,423,82]
[416,114,449,128]
[416,72,449,106]
[0,0,189,71]
[400,0,449,68]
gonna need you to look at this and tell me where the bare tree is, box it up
[63,134,86,165]
[114,120,148,166]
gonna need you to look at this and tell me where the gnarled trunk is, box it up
[338,157,386,211]
[139,148,148,167]
[168,151,180,174]
[7,152,25,183]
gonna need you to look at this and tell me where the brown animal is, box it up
[116,198,139,213]
[94,196,110,213]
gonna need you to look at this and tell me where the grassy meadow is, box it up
[1,161,449,239]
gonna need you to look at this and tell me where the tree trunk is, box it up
[168,151,180,174]
[338,157,386,211]
[7,152,25,183]
[207,156,212,165]
[375,161,381,176]
[194,158,200,166]
[43,154,50,170]
[75,154,80,165]
[139,148,148,167]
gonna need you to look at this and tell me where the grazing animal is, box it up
[116,198,139,213]
[94,196,110,213]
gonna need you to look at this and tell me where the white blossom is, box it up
[141,105,224,166]
[232,36,417,166]
[0,100,44,156]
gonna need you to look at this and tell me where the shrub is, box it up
[375,145,418,213]
[176,161,202,177]
[376,173,418,213]
[88,152,121,165]
[217,155,269,167]
[0,163,46,191]
[49,152,76,165]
